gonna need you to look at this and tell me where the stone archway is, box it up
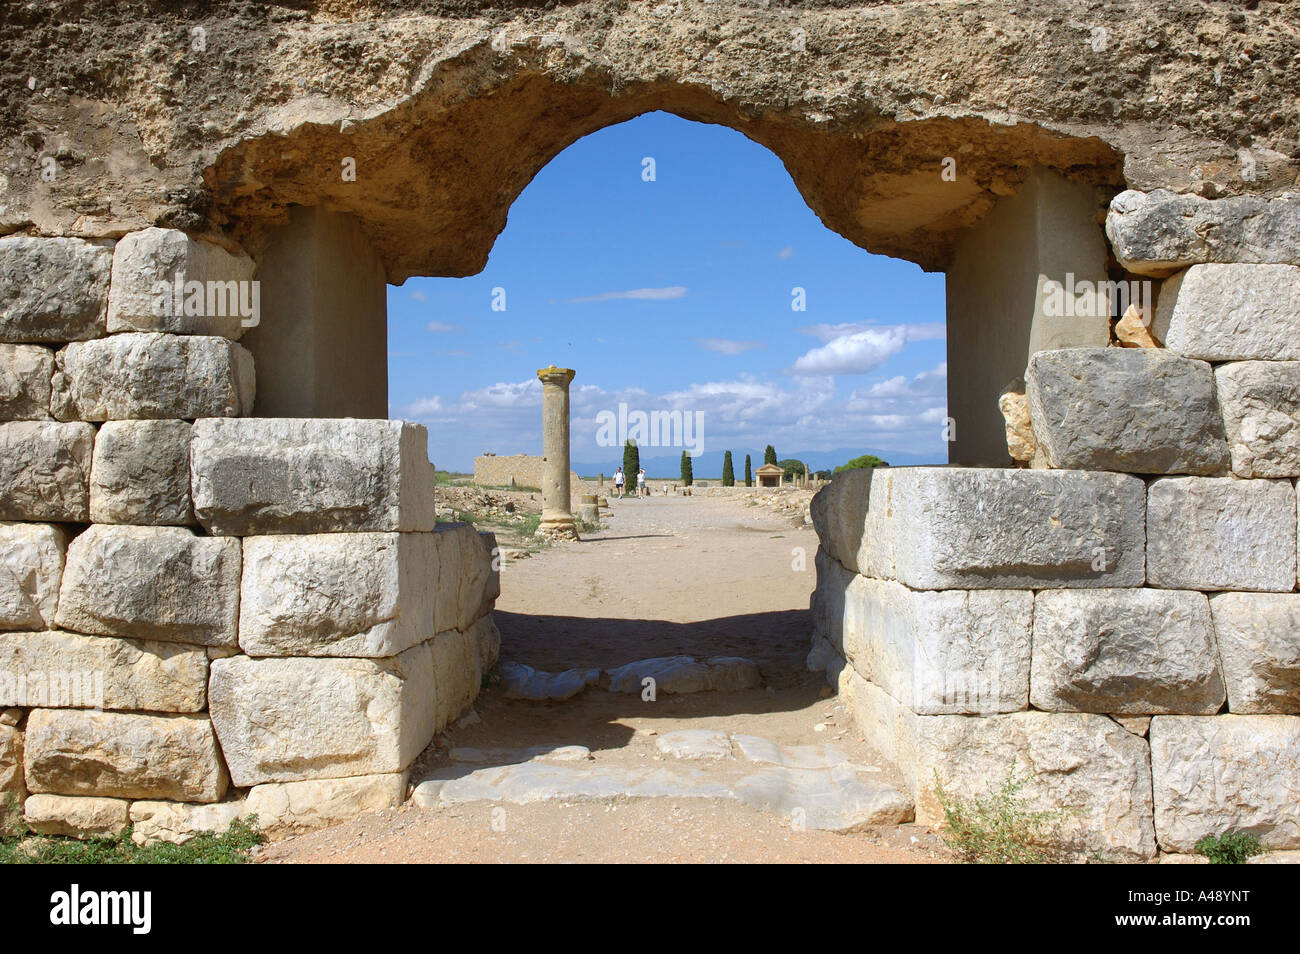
[3,0,1299,858]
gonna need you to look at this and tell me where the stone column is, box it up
[537,365,578,539]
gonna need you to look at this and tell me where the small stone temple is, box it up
[754,463,785,489]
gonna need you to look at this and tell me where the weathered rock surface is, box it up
[840,576,1032,715]
[190,418,436,534]
[0,343,53,419]
[239,532,435,658]
[997,385,1037,464]
[0,522,66,630]
[1030,589,1225,715]
[209,648,435,786]
[1151,715,1300,851]
[89,419,194,524]
[9,2,1299,280]
[23,709,228,802]
[841,669,1156,861]
[1211,593,1300,715]
[0,421,93,521]
[1147,477,1296,592]
[0,237,112,342]
[246,773,406,833]
[605,655,762,694]
[52,333,254,421]
[107,228,256,338]
[1114,303,1160,348]
[1026,348,1229,475]
[1215,361,1300,478]
[414,732,912,832]
[23,793,130,838]
[813,466,1146,587]
[430,522,498,633]
[0,630,208,713]
[431,628,482,732]
[466,613,501,673]
[0,723,23,805]
[129,798,248,846]
[499,661,601,702]
[55,525,241,647]
[1152,264,1300,360]
[1107,191,1300,277]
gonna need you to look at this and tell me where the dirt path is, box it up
[258,493,949,864]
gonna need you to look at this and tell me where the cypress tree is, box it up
[744,454,753,487]
[680,451,693,486]
[622,439,639,497]
[764,444,777,465]
[722,450,734,487]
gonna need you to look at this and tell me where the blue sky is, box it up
[387,111,948,473]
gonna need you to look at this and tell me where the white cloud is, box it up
[799,321,945,344]
[777,246,794,260]
[408,290,428,302]
[791,326,908,375]
[565,286,688,304]
[426,321,455,333]
[697,338,763,355]
[405,396,444,416]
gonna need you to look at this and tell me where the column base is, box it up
[537,513,579,541]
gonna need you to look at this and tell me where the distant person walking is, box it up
[637,468,647,498]
[614,466,626,498]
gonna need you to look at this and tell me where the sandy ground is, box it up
[258,493,950,864]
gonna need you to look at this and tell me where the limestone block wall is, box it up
[0,229,499,842]
[810,190,1300,862]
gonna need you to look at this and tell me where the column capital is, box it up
[537,365,576,386]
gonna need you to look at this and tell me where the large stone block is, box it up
[1106,190,1300,277]
[0,343,53,419]
[23,708,228,802]
[841,670,1156,861]
[1151,264,1300,360]
[0,421,93,521]
[0,236,112,342]
[208,646,435,786]
[52,333,254,421]
[89,419,194,524]
[813,466,1145,587]
[245,773,406,833]
[1151,715,1300,851]
[810,547,855,657]
[1211,593,1300,714]
[1147,477,1296,592]
[55,525,241,648]
[0,723,23,805]
[23,793,130,838]
[466,612,500,673]
[191,418,436,535]
[107,227,256,339]
[430,522,498,633]
[840,576,1032,715]
[431,628,482,732]
[1026,348,1229,475]
[129,798,248,846]
[0,522,66,630]
[1215,361,1300,478]
[1030,589,1225,715]
[0,630,208,712]
[239,532,436,657]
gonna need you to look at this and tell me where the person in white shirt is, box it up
[613,467,626,498]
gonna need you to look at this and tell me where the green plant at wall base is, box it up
[744,454,752,487]
[934,765,1069,864]
[1195,832,1263,864]
[722,450,734,486]
[0,816,265,865]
